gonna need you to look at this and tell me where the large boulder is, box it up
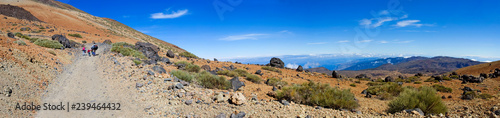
[355,74,369,79]
[269,57,285,68]
[135,42,160,64]
[332,71,341,78]
[255,70,263,76]
[230,77,245,91]
[229,92,247,105]
[152,66,166,74]
[7,32,14,38]
[384,76,394,82]
[296,65,303,72]
[52,34,71,48]
[166,50,175,58]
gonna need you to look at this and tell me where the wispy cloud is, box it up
[359,17,398,28]
[357,40,373,43]
[285,63,299,69]
[394,20,433,28]
[151,9,188,19]
[307,42,327,45]
[279,30,293,35]
[378,40,414,44]
[379,10,389,15]
[338,40,350,43]
[401,30,437,33]
[220,34,267,41]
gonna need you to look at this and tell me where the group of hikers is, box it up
[82,43,98,56]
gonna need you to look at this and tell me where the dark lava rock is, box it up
[160,58,171,64]
[296,65,303,72]
[201,65,211,71]
[448,95,452,98]
[384,76,394,82]
[152,66,166,74]
[355,74,369,79]
[166,50,175,58]
[7,32,14,38]
[185,100,193,105]
[272,86,278,91]
[442,96,446,99]
[230,77,245,91]
[332,71,341,78]
[269,57,284,68]
[52,34,72,48]
[255,70,263,76]
[135,42,160,64]
[147,70,155,76]
[361,89,367,94]
[415,73,423,77]
[404,108,424,116]
[136,83,143,88]
[214,58,218,62]
[175,83,184,89]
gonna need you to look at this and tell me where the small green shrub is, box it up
[424,77,439,83]
[266,77,288,87]
[376,92,393,100]
[28,38,39,43]
[48,50,56,56]
[245,74,262,84]
[450,75,459,79]
[414,81,422,84]
[442,76,451,81]
[15,32,23,37]
[185,64,201,73]
[174,61,191,66]
[68,33,82,38]
[111,42,146,59]
[233,69,249,77]
[432,84,452,93]
[366,82,385,86]
[196,71,231,90]
[171,70,194,83]
[276,81,359,109]
[133,60,142,65]
[367,82,403,99]
[13,40,26,46]
[35,39,63,49]
[82,41,87,43]
[179,51,198,59]
[261,66,282,73]
[387,86,447,115]
[350,83,356,87]
[217,70,239,77]
[355,80,361,83]
[478,93,493,99]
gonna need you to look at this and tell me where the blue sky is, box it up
[66,0,500,60]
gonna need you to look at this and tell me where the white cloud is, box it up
[151,9,188,19]
[307,42,327,45]
[358,40,373,43]
[219,34,267,41]
[286,63,299,69]
[379,40,389,43]
[338,40,350,43]
[379,10,389,15]
[379,40,414,44]
[359,17,397,28]
[395,20,424,27]
[303,62,320,69]
[400,14,408,19]
[395,40,414,43]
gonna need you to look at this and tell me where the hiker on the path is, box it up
[81,45,86,56]
[91,43,98,56]
[87,49,91,56]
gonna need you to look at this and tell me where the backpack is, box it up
[82,47,85,51]
[92,45,98,50]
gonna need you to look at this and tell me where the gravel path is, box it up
[37,44,142,118]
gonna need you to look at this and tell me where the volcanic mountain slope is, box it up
[371,56,482,75]
[454,60,500,76]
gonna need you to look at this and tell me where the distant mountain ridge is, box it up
[341,56,428,71]
[307,56,483,76]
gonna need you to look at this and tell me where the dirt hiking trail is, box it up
[37,44,142,118]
